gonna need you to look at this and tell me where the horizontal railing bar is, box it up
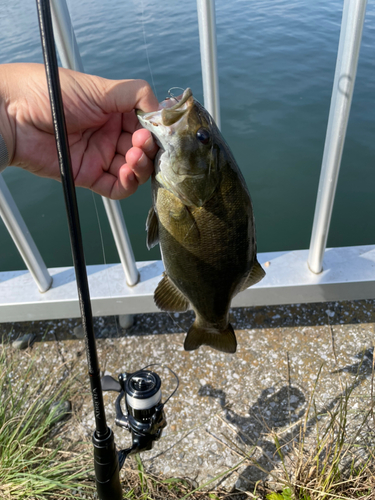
[1,245,374,323]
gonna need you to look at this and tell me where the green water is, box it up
[1,0,374,272]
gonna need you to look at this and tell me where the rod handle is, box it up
[92,428,122,500]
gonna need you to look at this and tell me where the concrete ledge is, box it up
[3,301,374,490]
[1,245,375,322]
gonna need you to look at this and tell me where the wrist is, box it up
[0,64,18,168]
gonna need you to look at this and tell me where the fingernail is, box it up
[143,137,154,153]
[128,171,135,182]
[137,153,148,168]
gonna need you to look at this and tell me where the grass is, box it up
[264,360,375,500]
[120,453,251,499]
[0,344,93,499]
[0,341,374,499]
[0,341,248,500]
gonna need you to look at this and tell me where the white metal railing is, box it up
[196,0,221,128]
[0,0,373,323]
[50,0,139,287]
[308,0,368,274]
[0,175,52,292]
[1,245,375,322]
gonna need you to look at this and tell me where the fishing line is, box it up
[58,0,117,337]
[90,192,114,327]
[140,0,158,100]
[60,1,114,336]
[89,0,162,339]
[167,87,185,102]
[91,194,107,266]
[166,311,188,336]
[90,193,124,339]
[140,363,179,404]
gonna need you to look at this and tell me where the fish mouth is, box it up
[136,88,193,130]
[136,88,195,172]
[159,88,193,112]
[137,88,202,203]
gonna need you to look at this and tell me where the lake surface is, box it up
[1,0,374,272]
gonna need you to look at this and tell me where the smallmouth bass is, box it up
[137,88,265,353]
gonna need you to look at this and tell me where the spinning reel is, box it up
[101,365,178,469]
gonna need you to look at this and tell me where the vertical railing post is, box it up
[50,0,139,286]
[308,0,367,274]
[100,198,139,286]
[0,175,52,292]
[50,0,83,71]
[196,0,221,129]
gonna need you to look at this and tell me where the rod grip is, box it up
[92,428,122,500]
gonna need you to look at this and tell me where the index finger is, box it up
[102,78,159,114]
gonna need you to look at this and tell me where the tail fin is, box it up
[184,322,237,353]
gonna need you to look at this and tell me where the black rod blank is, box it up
[35,0,108,438]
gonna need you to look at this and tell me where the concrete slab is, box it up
[1,299,374,492]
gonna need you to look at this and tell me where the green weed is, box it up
[0,344,93,499]
[265,359,375,499]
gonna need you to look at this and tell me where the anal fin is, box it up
[154,274,190,312]
[184,323,237,353]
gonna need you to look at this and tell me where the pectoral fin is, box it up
[168,205,200,244]
[184,323,237,353]
[154,274,190,312]
[146,206,159,250]
[236,260,266,294]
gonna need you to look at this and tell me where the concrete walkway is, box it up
[2,299,374,492]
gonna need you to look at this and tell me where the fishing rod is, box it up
[35,1,177,498]
[35,0,121,497]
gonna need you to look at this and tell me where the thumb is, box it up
[99,78,159,114]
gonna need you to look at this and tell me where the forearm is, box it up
[0,64,18,169]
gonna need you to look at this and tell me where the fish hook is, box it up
[167,87,185,102]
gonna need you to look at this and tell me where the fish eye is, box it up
[196,128,210,145]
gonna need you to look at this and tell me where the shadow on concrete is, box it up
[198,346,374,489]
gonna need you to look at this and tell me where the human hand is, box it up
[0,63,159,199]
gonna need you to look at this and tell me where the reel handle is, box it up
[101,375,122,393]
